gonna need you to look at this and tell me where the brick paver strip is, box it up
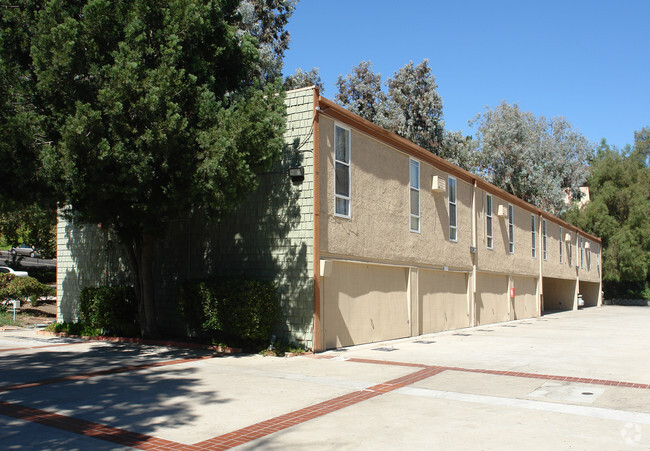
[2,352,649,450]
[0,400,180,450]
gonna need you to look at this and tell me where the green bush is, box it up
[79,286,139,336]
[178,277,280,347]
[0,274,54,306]
[45,322,102,336]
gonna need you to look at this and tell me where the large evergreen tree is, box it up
[0,0,293,337]
[564,135,650,299]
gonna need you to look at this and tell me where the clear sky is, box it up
[282,0,649,150]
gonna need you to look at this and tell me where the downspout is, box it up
[312,88,323,351]
[471,179,478,326]
[538,213,543,316]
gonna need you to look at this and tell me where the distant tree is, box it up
[1,0,289,337]
[335,60,387,124]
[284,67,324,92]
[440,131,478,171]
[236,0,297,82]
[471,101,592,214]
[384,59,444,153]
[563,136,650,299]
[633,127,650,167]
[0,206,56,258]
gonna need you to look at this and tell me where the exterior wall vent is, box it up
[497,205,508,218]
[565,233,572,242]
[584,241,590,249]
[432,175,446,192]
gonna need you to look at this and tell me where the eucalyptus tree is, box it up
[472,101,593,214]
[336,59,458,162]
[335,60,387,124]
[1,0,292,337]
[284,67,324,92]
[384,59,444,153]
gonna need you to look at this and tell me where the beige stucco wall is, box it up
[316,110,601,348]
[475,190,538,277]
[319,117,472,271]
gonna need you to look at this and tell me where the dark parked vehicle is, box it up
[10,244,41,258]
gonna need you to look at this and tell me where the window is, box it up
[410,159,420,232]
[449,176,457,241]
[559,227,563,263]
[568,232,573,267]
[508,204,514,253]
[542,219,547,260]
[334,124,351,217]
[587,241,591,270]
[531,215,536,258]
[580,236,584,268]
[486,194,493,249]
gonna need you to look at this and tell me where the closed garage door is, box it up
[476,273,508,325]
[512,276,538,320]
[419,270,469,334]
[323,262,409,349]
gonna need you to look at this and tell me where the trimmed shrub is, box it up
[178,277,280,347]
[79,286,139,336]
[0,275,54,306]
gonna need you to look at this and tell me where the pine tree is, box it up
[1,0,291,337]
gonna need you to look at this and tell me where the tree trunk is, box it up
[123,233,160,338]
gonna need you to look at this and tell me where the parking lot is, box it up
[1,305,649,450]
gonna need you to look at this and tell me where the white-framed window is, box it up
[542,219,547,260]
[587,240,591,270]
[486,194,493,249]
[449,176,457,241]
[508,204,514,254]
[531,214,536,258]
[568,231,573,267]
[596,245,600,274]
[559,227,564,263]
[410,159,420,232]
[580,236,584,268]
[334,124,351,217]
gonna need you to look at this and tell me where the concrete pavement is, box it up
[1,305,649,450]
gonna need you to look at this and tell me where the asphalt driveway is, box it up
[1,305,649,450]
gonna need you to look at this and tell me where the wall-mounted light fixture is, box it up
[289,166,305,184]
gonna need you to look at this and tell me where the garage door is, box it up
[419,270,469,334]
[476,273,508,325]
[512,276,538,320]
[323,262,409,349]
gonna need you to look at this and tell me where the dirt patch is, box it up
[7,298,56,326]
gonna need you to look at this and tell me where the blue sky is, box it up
[283,0,649,150]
